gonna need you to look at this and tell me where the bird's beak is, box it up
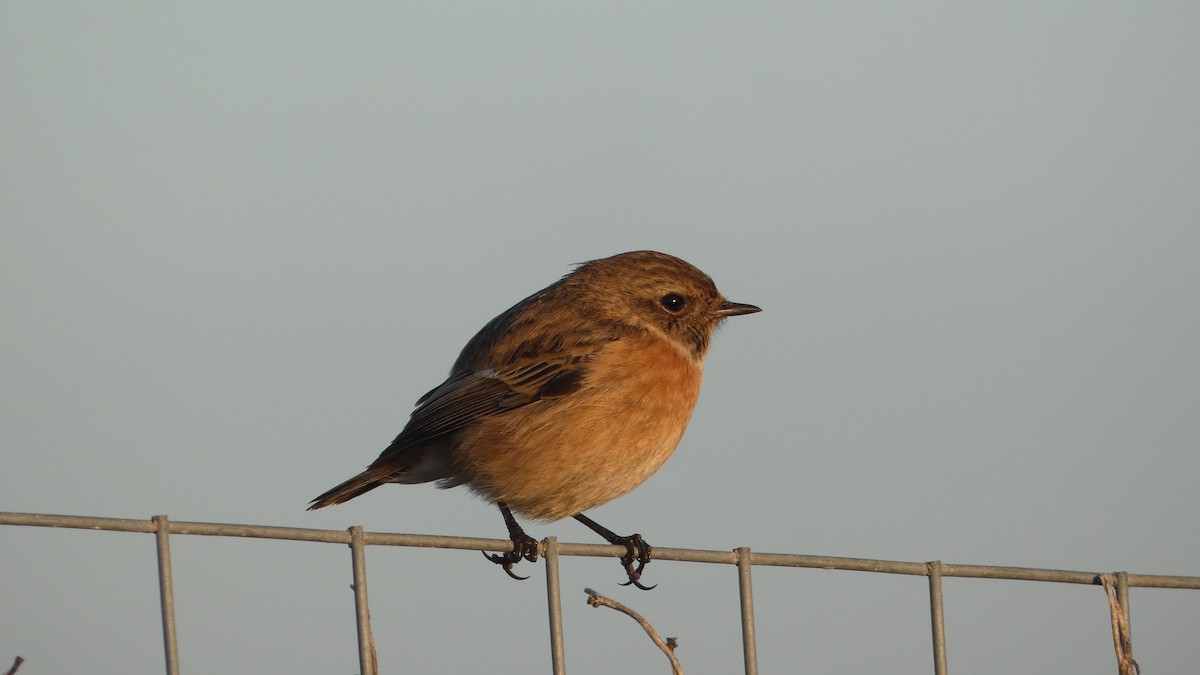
[715,300,762,317]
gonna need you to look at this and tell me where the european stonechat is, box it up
[310,250,759,587]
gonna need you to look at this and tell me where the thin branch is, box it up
[1100,575,1139,675]
[584,588,682,675]
[3,656,24,675]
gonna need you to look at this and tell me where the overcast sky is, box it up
[3,3,1198,674]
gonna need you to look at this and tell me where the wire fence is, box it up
[3,510,1198,674]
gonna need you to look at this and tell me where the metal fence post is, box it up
[350,526,377,675]
[736,547,758,675]
[1116,571,1131,636]
[153,515,181,675]
[544,537,566,675]
[928,560,948,675]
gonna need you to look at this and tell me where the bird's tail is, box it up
[307,468,392,510]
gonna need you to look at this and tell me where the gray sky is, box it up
[3,3,1198,673]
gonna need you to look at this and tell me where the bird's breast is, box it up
[458,335,705,521]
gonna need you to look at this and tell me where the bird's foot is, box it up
[614,533,655,590]
[482,531,540,581]
[572,513,657,590]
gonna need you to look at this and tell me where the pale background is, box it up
[3,3,1198,673]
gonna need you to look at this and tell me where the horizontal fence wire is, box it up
[4,510,1200,674]
[6,511,1197,588]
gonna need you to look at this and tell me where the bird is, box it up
[308,250,759,588]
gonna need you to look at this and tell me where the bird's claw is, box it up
[481,550,531,581]
[614,534,656,590]
[621,577,656,590]
[482,531,540,581]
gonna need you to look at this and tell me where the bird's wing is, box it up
[374,357,587,463]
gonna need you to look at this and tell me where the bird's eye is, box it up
[659,293,686,313]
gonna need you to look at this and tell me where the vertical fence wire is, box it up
[1116,571,1130,634]
[735,547,758,675]
[349,526,377,675]
[1117,571,1133,673]
[928,561,948,675]
[544,537,567,675]
[152,515,180,675]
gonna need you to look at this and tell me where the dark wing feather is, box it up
[373,358,587,464]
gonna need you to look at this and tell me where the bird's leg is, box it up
[573,513,656,590]
[482,501,541,581]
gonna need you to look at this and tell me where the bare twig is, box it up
[584,588,682,674]
[3,656,24,675]
[1100,574,1139,675]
